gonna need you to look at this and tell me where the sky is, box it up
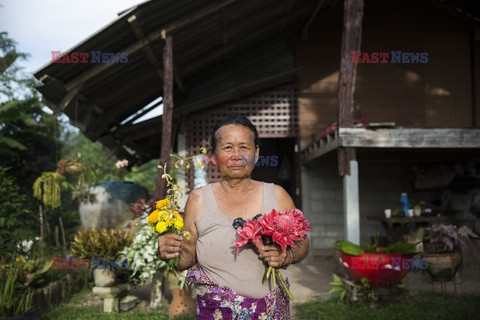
[0,0,162,122]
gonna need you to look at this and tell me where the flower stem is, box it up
[276,269,294,301]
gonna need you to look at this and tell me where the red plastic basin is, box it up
[338,248,412,286]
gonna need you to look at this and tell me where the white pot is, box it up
[93,268,116,287]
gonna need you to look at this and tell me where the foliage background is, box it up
[0,32,158,261]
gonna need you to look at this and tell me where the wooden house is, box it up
[35,0,480,253]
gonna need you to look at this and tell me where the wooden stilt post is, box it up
[39,205,44,255]
[55,226,60,247]
[337,0,363,244]
[59,217,67,250]
[155,31,174,200]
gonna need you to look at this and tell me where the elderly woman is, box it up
[158,115,309,319]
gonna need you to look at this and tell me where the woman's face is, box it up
[214,124,259,180]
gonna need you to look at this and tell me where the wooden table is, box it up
[367,215,450,242]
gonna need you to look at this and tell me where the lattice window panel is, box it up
[186,85,298,188]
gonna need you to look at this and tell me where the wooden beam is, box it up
[128,14,185,94]
[186,36,287,91]
[221,7,229,47]
[177,68,300,115]
[79,104,94,131]
[63,0,235,91]
[179,2,314,78]
[59,84,82,111]
[175,0,313,66]
[301,0,328,40]
[339,128,480,149]
[39,74,104,115]
[473,24,480,127]
[337,0,363,176]
[121,99,163,127]
[155,32,174,200]
[278,0,293,35]
[128,15,164,80]
[114,115,163,135]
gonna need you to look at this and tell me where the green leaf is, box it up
[384,242,417,255]
[334,241,364,256]
[329,287,343,294]
[0,137,27,150]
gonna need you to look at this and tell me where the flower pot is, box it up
[93,269,116,287]
[421,251,462,282]
[166,274,195,318]
[65,164,83,175]
[338,248,411,286]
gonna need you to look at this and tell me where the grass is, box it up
[41,288,480,320]
[40,287,195,320]
[294,292,480,320]
[41,306,194,320]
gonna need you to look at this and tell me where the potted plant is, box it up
[33,158,97,209]
[421,224,478,282]
[120,223,167,308]
[70,228,132,287]
[334,235,417,286]
[121,198,192,311]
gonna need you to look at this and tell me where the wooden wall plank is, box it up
[425,31,472,127]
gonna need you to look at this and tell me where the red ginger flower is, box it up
[258,209,312,251]
[235,219,263,254]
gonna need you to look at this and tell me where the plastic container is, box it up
[400,193,409,217]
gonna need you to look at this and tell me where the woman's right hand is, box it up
[157,233,184,260]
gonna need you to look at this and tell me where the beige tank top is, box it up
[195,182,280,298]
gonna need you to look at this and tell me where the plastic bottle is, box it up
[400,193,409,217]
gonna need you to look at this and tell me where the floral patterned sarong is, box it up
[186,267,290,320]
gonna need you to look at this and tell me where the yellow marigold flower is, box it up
[159,210,170,222]
[146,210,160,224]
[156,199,171,210]
[156,221,168,234]
[15,257,21,262]
[174,217,184,230]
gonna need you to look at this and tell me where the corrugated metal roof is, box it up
[35,0,324,164]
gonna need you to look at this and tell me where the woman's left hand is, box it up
[258,245,289,268]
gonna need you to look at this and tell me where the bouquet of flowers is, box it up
[145,149,207,276]
[234,208,312,300]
